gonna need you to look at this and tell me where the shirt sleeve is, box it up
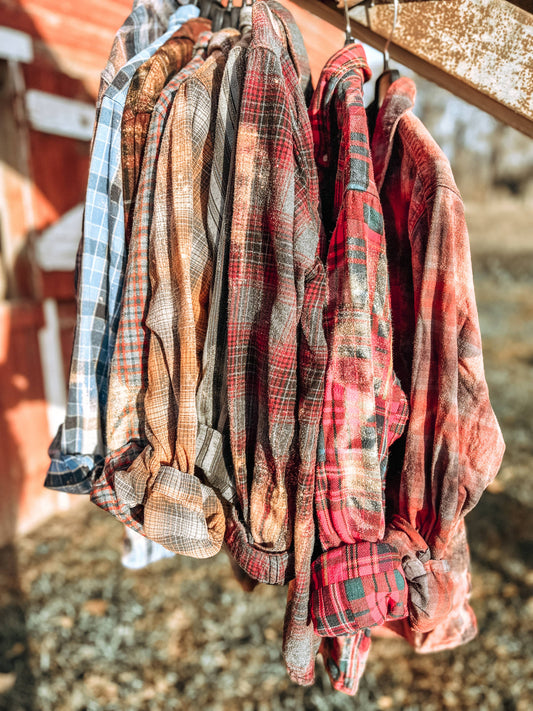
[384,183,505,633]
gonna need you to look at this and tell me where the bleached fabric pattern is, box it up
[121,18,211,241]
[309,44,408,552]
[371,76,505,642]
[329,76,506,694]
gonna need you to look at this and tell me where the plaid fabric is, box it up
[385,518,477,653]
[319,631,372,696]
[121,18,211,241]
[193,34,253,523]
[309,44,409,551]
[101,29,241,558]
[369,78,505,641]
[197,32,250,442]
[268,1,313,104]
[44,5,200,495]
[98,0,179,108]
[102,31,212,463]
[310,542,407,637]
[92,31,213,564]
[224,1,327,687]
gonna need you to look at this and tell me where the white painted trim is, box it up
[26,90,95,142]
[35,203,83,272]
[37,298,66,437]
[0,27,33,63]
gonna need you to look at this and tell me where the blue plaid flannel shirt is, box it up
[45,4,200,494]
[98,0,180,108]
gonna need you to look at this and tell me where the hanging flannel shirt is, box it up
[315,73,506,699]
[224,0,328,687]
[268,0,313,104]
[195,28,252,500]
[98,0,180,108]
[368,77,505,643]
[100,25,211,570]
[45,5,200,495]
[107,28,241,557]
[93,29,214,532]
[307,45,409,643]
[195,1,311,554]
[100,20,249,572]
[121,17,212,241]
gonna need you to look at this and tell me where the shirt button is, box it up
[327,659,340,681]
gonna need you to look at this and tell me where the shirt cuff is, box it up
[384,515,453,633]
[44,427,97,494]
[310,541,408,637]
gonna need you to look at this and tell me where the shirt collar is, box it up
[311,43,371,171]
[371,76,416,191]
[207,27,241,56]
[268,0,312,98]
[250,0,285,55]
[167,3,200,31]
[194,30,214,56]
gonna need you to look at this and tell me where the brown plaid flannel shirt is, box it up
[224,0,327,686]
[92,32,213,530]
[98,0,178,108]
[121,18,211,240]
[110,28,241,557]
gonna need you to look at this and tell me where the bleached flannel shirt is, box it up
[309,44,409,551]
[44,6,200,495]
[224,0,327,687]
[107,29,241,558]
[91,31,213,529]
[121,18,211,240]
[98,0,180,108]
[194,31,252,494]
[326,76,506,696]
[370,76,505,643]
[305,45,408,696]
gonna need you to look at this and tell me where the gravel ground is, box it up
[1,197,532,711]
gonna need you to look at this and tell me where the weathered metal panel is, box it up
[291,0,533,137]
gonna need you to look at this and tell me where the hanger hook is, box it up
[382,0,399,71]
[342,0,355,46]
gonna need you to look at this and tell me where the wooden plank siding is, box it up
[0,0,135,543]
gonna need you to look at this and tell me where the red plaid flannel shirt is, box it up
[309,44,408,550]
[315,71,505,699]
[224,0,327,686]
[371,77,504,642]
[307,44,408,696]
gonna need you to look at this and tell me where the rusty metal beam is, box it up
[290,0,533,138]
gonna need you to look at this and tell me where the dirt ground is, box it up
[0,196,532,711]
